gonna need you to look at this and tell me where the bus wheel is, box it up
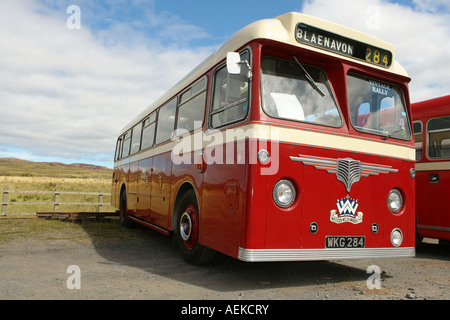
[119,191,134,228]
[176,190,216,265]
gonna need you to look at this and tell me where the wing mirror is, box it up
[226,52,252,79]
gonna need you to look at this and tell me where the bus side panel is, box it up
[115,163,130,205]
[200,139,247,259]
[127,161,139,215]
[136,157,153,221]
[416,168,450,241]
[415,169,428,235]
[169,150,204,231]
[150,152,173,229]
[112,167,119,210]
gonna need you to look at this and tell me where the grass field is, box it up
[0,158,115,214]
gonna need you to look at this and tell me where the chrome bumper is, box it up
[238,247,415,262]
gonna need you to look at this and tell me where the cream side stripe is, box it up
[415,161,450,171]
[114,124,415,167]
[246,124,415,161]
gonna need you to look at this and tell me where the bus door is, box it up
[150,153,172,227]
[200,51,251,256]
[421,116,450,231]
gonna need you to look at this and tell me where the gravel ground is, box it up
[0,219,448,302]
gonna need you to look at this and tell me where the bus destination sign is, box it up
[295,23,392,68]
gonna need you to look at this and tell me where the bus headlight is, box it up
[391,228,403,247]
[388,189,403,213]
[273,180,296,208]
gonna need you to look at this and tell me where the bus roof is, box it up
[120,12,409,135]
[412,95,450,121]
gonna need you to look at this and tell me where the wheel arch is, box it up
[171,181,199,232]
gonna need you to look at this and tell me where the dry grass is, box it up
[1,176,115,214]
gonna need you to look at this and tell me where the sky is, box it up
[1,0,449,168]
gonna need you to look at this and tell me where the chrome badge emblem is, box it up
[330,196,363,224]
[290,155,398,192]
[336,158,361,193]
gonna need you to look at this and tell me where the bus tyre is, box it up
[176,190,216,266]
[119,191,134,228]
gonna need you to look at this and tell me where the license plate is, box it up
[326,236,365,248]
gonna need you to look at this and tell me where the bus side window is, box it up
[413,121,423,161]
[155,97,177,145]
[121,131,131,158]
[115,137,122,161]
[210,51,249,128]
[177,76,207,133]
[141,113,156,150]
[428,116,450,159]
[130,122,142,155]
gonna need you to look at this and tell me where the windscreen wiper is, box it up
[383,128,403,140]
[293,56,325,97]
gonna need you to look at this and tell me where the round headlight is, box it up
[273,180,296,208]
[388,189,403,213]
[391,228,403,247]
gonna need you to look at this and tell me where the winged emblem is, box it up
[290,155,398,192]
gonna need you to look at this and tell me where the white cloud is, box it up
[302,0,450,102]
[0,0,214,167]
[413,0,450,14]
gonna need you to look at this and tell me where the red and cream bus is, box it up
[112,12,416,265]
[412,95,450,245]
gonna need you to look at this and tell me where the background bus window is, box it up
[155,97,177,145]
[357,102,370,127]
[210,51,249,128]
[380,96,395,127]
[428,116,450,159]
[356,98,396,129]
[141,113,156,150]
[177,77,207,132]
[130,122,142,155]
[413,121,423,161]
[121,131,131,158]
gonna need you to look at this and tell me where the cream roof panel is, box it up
[120,12,408,135]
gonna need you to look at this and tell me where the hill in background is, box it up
[0,158,112,179]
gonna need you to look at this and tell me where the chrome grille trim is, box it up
[290,155,398,192]
[238,247,415,262]
[336,158,361,192]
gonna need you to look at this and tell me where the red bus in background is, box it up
[412,95,450,245]
[112,13,416,265]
